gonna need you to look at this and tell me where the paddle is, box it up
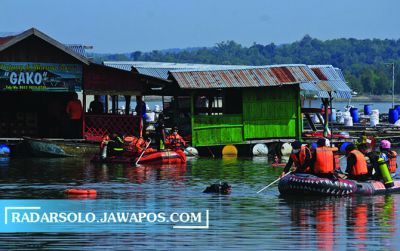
[134,139,152,166]
[257,171,292,193]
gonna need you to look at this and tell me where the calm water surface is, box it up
[0,155,399,250]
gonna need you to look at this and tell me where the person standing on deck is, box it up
[154,113,166,151]
[88,95,104,114]
[379,140,397,176]
[345,143,369,181]
[312,138,335,178]
[280,141,312,177]
[66,92,83,138]
[135,96,147,137]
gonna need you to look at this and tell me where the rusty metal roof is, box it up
[170,64,317,89]
[309,65,352,99]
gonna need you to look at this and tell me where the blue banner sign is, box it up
[0,62,82,92]
[0,200,209,232]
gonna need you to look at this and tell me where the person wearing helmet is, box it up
[345,143,369,181]
[280,140,312,177]
[312,138,335,178]
[165,126,186,151]
[379,140,397,175]
[358,143,377,177]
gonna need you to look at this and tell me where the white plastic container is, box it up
[370,114,379,127]
[336,111,344,124]
[344,114,353,126]
[372,109,379,116]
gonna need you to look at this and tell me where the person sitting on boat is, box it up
[108,133,125,157]
[358,143,377,176]
[358,143,393,187]
[345,143,369,181]
[312,138,335,178]
[132,135,156,155]
[280,140,312,177]
[165,126,186,151]
[123,135,138,153]
[100,133,124,158]
[379,140,397,176]
[273,154,281,164]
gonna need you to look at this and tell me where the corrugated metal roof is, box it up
[103,61,250,79]
[308,65,352,99]
[66,44,88,58]
[170,64,317,89]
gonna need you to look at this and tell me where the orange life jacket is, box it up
[387,150,397,173]
[123,136,136,143]
[314,146,334,174]
[290,146,312,172]
[123,136,138,152]
[134,137,147,153]
[166,134,186,150]
[349,150,368,176]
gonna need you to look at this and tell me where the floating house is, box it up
[0,28,156,140]
[105,61,352,151]
[0,26,352,153]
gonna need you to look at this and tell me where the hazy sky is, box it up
[1,0,399,53]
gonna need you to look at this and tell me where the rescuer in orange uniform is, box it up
[165,126,186,151]
[281,140,312,177]
[312,138,335,178]
[345,143,369,181]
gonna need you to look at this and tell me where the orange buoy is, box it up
[222,144,238,156]
[64,189,97,195]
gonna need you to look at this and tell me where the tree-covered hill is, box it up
[91,35,400,95]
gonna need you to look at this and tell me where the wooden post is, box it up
[190,93,195,147]
[322,98,329,137]
[136,95,143,137]
[82,91,86,139]
[111,95,116,114]
[124,95,131,115]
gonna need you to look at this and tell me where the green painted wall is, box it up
[192,114,244,146]
[191,86,300,147]
[242,87,299,139]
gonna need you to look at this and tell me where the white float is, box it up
[184,147,199,156]
[281,142,293,156]
[252,143,269,156]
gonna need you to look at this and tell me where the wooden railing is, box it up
[84,114,140,141]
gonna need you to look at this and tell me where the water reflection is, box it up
[0,156,399,250]
[282,195,399,250]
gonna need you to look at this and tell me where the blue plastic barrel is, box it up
[350,107,359,123]
[395,105,400,114]
[364,105,372,115]
[389,108,399,124]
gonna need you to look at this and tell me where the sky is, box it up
[1,0,400,53]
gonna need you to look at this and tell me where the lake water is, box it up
[0,155,400,250]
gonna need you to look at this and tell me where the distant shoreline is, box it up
[347,95,400,102]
